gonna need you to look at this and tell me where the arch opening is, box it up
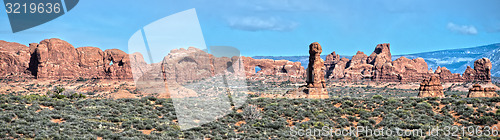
[255,66,262,73]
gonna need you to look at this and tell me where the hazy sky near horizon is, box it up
[0,0,499,56]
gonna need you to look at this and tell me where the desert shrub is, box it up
[475,116,497,126]
[342,100,354,107]
[416,101,432,110]
[242,105,261,122]
[49,88,86,99]
[372,95,384,100]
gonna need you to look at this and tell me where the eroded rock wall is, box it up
[325,43,492,82]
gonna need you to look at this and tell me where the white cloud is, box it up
[447,22,478,35]
[228,17,298,32]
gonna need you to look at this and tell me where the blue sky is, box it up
[0,0,499,57]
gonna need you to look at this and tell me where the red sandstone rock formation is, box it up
[418,75,444,98]
[76,47,105,79]
[324,43,492,83]
[241,56,305,78]
[28,39,133,79]
[0,40,31,77]
[392,57,429,81]
[1,38,305,82]
[435,66,462,82]
[324,51,340,71]
[367,43,392,69]
[467,84,498,97]
[325,51,349,79]
[307,42,326,88]
[463,58,492,82]
[103,49,133,79]
[343,51,372,80]
[348,51,368,67]
[30,38,81,79]
[0,39,494,84]
[161,47,216,84]
[305,42,328,98]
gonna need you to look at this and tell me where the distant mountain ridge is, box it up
[253,43,500,76]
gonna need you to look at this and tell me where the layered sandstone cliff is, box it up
[0,39,304,82]
[0,39,133,79]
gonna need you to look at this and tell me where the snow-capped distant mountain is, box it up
[396,43,500,76]
[253,43,500,76]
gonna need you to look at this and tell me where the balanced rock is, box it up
[418,76,444,98]
[305,42,328,98]
[467,84,498,98]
